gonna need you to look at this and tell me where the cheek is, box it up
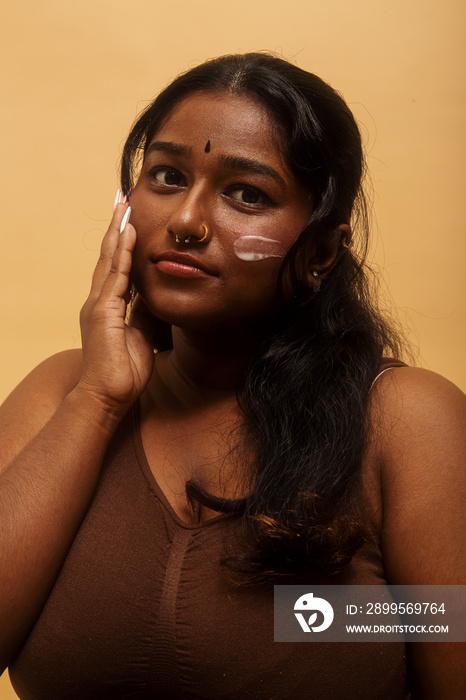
[220,212,304,265]
[129,203,176,273]
[233,235,287,261]
[232,258,283,306]
[129,194,167,240]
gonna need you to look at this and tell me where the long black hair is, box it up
[121,53,404,582]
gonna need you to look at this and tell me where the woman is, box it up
[0,53,464,699]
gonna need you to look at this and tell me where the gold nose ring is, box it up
[199,224,208,243]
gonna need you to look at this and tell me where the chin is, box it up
[133,275,281,337]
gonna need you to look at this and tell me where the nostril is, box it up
[170,223,210,246]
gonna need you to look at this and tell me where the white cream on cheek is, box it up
[233,235,288,261]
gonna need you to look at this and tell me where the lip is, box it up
[150,251,218,278]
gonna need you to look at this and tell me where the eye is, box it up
[227,186,274,208]
[148,166,187,188]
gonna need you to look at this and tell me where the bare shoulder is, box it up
[372,364,465,432]
[368,365,466,584]
[371,367,465,503]
[371,367,466,698]
[0,349,83,472]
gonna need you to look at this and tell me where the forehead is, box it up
[149,90,287,164]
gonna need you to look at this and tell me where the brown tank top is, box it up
[10,372,409,699]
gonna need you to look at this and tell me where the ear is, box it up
[306,224,352,288]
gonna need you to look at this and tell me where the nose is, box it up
[167,185,211,245]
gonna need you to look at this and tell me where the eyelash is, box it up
[225,185,274,208]
[147,166,275,209]
[148,166,186,187]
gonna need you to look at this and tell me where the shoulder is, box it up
[0,349,83,472]
[371,366,466,431]
[371,365,465,488]
[368,369,466,700]
[368,365,466,585]
[2,349,83,405]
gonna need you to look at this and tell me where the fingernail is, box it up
[113,188,122,212]
[119,206,131,233]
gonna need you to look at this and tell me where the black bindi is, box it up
[204,139,211,153]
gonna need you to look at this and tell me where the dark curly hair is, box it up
[121,53,404,583]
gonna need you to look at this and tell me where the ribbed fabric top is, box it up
[10,374,409,699]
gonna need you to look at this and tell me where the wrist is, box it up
[65,385,131,435]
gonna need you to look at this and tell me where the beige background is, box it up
[1,0,464,695]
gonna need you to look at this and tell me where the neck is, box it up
[172,325,260,390]
[146,324,265,412]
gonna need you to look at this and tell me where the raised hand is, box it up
[77,203,155,414]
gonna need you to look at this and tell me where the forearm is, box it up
[0,387,125,670]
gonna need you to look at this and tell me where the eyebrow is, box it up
[219,154,286,186]
[145,141,286,187]
[145,141,192,158]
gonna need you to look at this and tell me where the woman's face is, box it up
[129,90,313,334]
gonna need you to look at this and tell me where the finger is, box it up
[81,225,136,333]
[88,204,130,298]
[99,223,136,302]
